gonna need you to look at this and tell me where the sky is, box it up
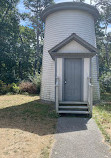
[17,0,111,32]
[17,0,91,26]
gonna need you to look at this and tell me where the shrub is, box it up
[28,72,41,94]
[100,72,111,93]
[10,83,20,93]
[0,80,20,95]
[19,81,37,94]
[0,80,7,94]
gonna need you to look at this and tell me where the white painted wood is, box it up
[55,77,59,113]
[57,40,90,53]
[87,77,93,115]
[41,9,100,102]
[59,101,88,105]
[59,106,88,109]
[57,58,62,101]
[83,58,90,101]
[58,110,89,114]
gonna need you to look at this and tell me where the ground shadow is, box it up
[56,115,90,133]
[0,99,90,135]
[0,99,56,136]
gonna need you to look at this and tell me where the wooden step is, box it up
[58,110,90,114]
[59,106,88,109]
[59,101,88,105]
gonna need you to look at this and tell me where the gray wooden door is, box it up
[64,58,83,101]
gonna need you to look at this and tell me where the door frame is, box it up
[62,57,84,101]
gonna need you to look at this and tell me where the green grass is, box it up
[93,93,111,146]
[101,93,111,102]
[0,95,58,158]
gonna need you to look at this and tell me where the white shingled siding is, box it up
[92,56,100,101]
[41,9,100,101]
[57,40,90,53]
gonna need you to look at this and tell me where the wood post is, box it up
[90,84,93,116]
[87,77,93,116]
[55,77,59,113]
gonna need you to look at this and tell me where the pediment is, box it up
[57,40,91,53]
[48,33,98,60]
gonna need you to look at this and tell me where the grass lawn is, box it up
[93,93,111,146]
[0,95,57,158]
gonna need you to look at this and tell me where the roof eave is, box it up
[48,33,98,54]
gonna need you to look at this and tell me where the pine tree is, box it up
[23,0,54,74]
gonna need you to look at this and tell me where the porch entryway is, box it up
[48,33,97,115]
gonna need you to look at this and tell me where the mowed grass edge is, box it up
[93,93,111,146]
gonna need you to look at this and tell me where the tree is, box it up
[17,26,37,80]
[0,0,20,83]
[93,0,111,92]
[0,0,38,83]
[23,0,54,74]
[94,0,111,71]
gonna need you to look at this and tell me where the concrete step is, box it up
[59,101,88,105]
[58,110,90,114]
[59,106,88,109]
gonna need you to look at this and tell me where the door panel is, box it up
[64,58,82,101]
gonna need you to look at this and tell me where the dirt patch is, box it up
[0,95,57,158]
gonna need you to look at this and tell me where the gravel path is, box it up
[50,117,111,158]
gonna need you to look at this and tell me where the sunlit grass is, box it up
[93,93,111,146]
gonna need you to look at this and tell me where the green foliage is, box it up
[0,80,20,94]
[11,83,20,93]
[17,26,37,80]
[19,72,41,94]
[0,0,43,84]
[29,72,41,94]
[100,72,111,93]
[0,80,7,94]
[23,0,54,73]
[0,0,20,83]
[94,0,111,93]
[101,93,111,101]
[93,93,111,146]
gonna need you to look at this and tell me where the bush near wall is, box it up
[0,80,20,95]
[19,81,37,94]
[28,72,41,94]
[100,72,111,93]
[19,72,41,94]
[0,73,41,95]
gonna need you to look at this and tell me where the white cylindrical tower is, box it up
[41,2,100,102]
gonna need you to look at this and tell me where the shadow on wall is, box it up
[0,99,90,136]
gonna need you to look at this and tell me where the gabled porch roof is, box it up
[48,33,98,60]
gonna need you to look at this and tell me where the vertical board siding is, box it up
[84,58,90,101]
[57,58,62,101]
[41,10,100,102]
